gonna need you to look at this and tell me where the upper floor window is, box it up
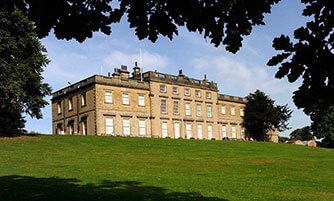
[173,101,179,114]
[173,87,178,94]
[81,93,86,106]
[231,106,235,116]
[185,88,190,96]
[160,85,166,93]
[68,97,73,111]
[206,92,211,99]
[122,93,129,105]
[161,100,167,113]
[138,95,145,106]
[240,108,244,116]
[196,104,202,116]
[57,102,62,114]
[196,90,201,98]
[159,74,166,79]
[185,103,191,116]
[207,105,212,118]
[105,91,112,103]
[221,105,226,114]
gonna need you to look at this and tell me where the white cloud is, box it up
[104,50,169,72]
[192,55,297,96]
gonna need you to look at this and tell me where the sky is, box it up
[25,0,312,137]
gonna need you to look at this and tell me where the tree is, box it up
[267,1,334,145]
[2,0,280,53]
[243,90,292,141]
[314,106,334,148]
[0,9,51,136]
[289,126,313,141]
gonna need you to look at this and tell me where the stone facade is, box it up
[51,65,278,142]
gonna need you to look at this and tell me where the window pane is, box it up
[161,100,167,113]
[123,119,130,135]
[207,105,212,117]
[138,95,145,106]
[162,122,168,138]
[208,125,213,139]
[139,120,146,136]
[173,101,179,114]
[185,103,191,116]
[222,126,227,137]
[106,118,113,135]
[122,93,129,105]
[232,126,236,138]
[221,105,226,114]
[105,92,112,103]
[197,104,201,116]
[186,124,192,139]
[231,107,235,115]
[197,124,202,139]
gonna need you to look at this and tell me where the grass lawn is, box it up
[0,135,333,201]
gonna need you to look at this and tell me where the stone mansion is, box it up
[51,64,278,142]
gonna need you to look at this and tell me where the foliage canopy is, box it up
[2,0,280,53]
[244,90,292,141]
[0,9,51,136]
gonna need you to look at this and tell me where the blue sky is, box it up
[25,0,311,137]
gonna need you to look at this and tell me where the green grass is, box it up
[0,135,333,201]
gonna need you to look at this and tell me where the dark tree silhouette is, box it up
[0,9,51,136]
[289,126,313,141]
[268,0,334,145]
[2,0,281,53]
[244,90,292,141]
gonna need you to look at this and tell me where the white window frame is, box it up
[173,87,178,94]
[162,122,168,138]
[81,93,86,106]
[173,101,179,115]
[57,102,61,114]
[185,88,190,96]
[241,127,245,139]
[208,125,213,139]
[197,124,203,139]
[122,93,129,105]
[139,120,146,136]
[123,119,130,136]
[222,126,227,138]
[206,92,211,99]
[186,123,192,139]
[138,95,145,106]
[231,106,235,116]
[196,104,202,117]
[240,108,244,116]
[232,126,236,138]
[161,99,167,113]
[174,122,180,138]
[207,105,212,118]
[106,118,114,135]
[68,98,73,111]
[160,85,166,93]
[185,103,191,116]
[105,91,112,104]
[221,105,226,114]
[196,90,201,98]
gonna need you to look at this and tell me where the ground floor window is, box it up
[139,120,146,136]
[232,126,236,138]
[123,119,130,136]
[174,122,180,138]
[106,118,113,135]
[82,120,87,135]
[162,122,168,138]
[186,123,192,139]
[241,127,245,139]
[222,126,227,138]
[208,125,213,139]
[68,121,74,135]
[197,124,203,139]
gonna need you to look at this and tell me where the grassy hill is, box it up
[0,135,333,201]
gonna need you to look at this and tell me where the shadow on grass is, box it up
[0,175,229,201]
